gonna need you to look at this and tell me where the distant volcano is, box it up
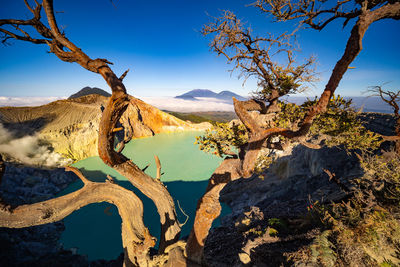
[175,89,246,101]
[68,86,111,99]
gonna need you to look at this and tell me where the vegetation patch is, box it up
[300,152,400,266]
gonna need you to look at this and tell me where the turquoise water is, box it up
[58,132,226,260]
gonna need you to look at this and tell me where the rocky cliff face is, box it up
[0,94,211,162]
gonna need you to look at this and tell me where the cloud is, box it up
[0,95,235,112]
[0,123,72,167]
[0,96,66,107]
[137,96,234,112]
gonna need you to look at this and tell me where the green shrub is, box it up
[275,95,382,152]
[310,230,337,267]
[195,121,248,157]
[196,95,382,161]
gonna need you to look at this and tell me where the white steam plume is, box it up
[0,123,72,167]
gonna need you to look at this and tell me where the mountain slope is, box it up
[176,89,218,99]
[217,90,246,101]
[68,86,111,99]
[175,89,246,101]
[0,94,210,161]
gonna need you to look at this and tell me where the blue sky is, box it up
[0,0,399,98]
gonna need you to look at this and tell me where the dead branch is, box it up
[367,86,399,116]
[323,169,351,193]
[119,69,130,81]
[254,0,362,30]
[65,166,91,185]
[202,10,316,112]
[366,85,400,152]
[154,155,162,180]
[177,200,189,227]
[0,169,154,266]
[112,127,124,132]
[141,164,150,172]
[381,135,400,141]
[298,139,321,150]
[106,175,116,184]
[116,140,126,153]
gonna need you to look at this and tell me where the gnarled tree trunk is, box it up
[96,67,181,252]
[0,167,154,266]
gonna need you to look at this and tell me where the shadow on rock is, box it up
[204,145,365,266]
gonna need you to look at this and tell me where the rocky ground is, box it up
[357,112,396,136]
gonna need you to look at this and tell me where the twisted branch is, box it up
[0,166,154,266]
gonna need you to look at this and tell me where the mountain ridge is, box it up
[176,89,246,101]
[68,86,111,99]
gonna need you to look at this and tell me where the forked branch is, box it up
[367,85,400,152]
[0,166,154,266]
[154,155,162,180]
[202,10,316,112]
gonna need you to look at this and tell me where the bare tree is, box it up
[367,85,400,152]
[202,10,316,113]
[186,0,400,263]
[253,0,400,129]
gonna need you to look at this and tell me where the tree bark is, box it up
[96,66,181,253]
[266,89,281,113]
[186,158,241,264]
[266,98,280,113]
